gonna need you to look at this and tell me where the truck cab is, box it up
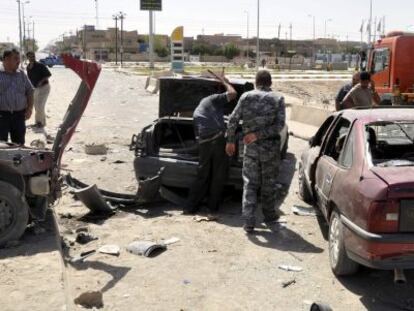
[368,32,414,105]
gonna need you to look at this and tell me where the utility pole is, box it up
[373,16,377,42]
[119,12,126,67]
[16,0,23,63]
[112,14,119,65]
[289,23,293,50]
[244,11,249,58]
[21,1,29,54]
[32,20,35,51]
[256,0,260,71]
[94,0,99,29]
[368,0,372,44]
[277,23,281,39]
[149,10,154,69]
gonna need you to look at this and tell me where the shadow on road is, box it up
[338,267,414,311]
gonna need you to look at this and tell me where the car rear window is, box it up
[366,121,414,167]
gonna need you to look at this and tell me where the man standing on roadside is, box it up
[0,49,34,145]
[341,71,381,109]
[26,51,51,128]
[226,70,286,233]
[335,72,360,111]
[184,73,237,216]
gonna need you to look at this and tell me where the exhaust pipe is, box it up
[394,269,407,284]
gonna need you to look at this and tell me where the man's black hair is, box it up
[2,48,20,60]
[26,51,35,57]
[255,70,272,88]
[360,71,371,81]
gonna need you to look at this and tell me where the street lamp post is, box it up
[244,10,249,59]
[21,0,30,54]
[324,18,332,59]
[94,0,99,29]
[308,14,316,65]
[256,0,260,71]
[112,14,119,65]
[16,0,23,59]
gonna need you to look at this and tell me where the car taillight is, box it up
[368,200,399,233]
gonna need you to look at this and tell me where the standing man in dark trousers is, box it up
[226,70,286,233]
[26,51,51,128]
[184,73,237,216]
[0,49,34,145]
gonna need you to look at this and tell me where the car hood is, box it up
[52,54,101,168]
[158,76,254,118]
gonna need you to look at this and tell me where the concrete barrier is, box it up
[145,70,174,94]
[289,104,332,128]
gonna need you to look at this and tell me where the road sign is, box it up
[140,0,162,11]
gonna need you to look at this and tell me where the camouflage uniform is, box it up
[226,87,286,226]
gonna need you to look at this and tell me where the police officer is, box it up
[226,70,285,233]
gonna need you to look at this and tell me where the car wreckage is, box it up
[130,76,289,194]
[0,55,101,246]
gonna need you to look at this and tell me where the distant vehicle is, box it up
[299,107,414,276]
[368,32,414,105]
[39,55,63,67]
[130,77,289,191]
[0,55,101,246]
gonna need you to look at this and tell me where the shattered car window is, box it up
[366,122,414,167]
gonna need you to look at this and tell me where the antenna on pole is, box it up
[95,0,99,29]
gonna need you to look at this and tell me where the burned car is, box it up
[299,107,414,276]
[130,77,289,191]
[0,55,101,246]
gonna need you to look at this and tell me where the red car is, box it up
[299,107,414,276]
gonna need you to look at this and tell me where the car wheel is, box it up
[329,210,359,276]
[281,135,289,159]
[298,163,313,204]
[0,181,29,247]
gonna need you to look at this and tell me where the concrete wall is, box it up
[289,104,332,127]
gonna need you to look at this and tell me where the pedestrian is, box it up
[26,51,51,128]
[226,70,286,233]
[341,71,381,109]
[0,49,34,145]
[183,73,237,216]
[335,72,360,111]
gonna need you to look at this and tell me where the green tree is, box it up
[224,43,240,60]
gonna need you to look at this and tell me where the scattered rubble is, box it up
[278,265,303,272]
[70,250,97,263]
[98,245,121,256]
[282,279,296,288]
[292,205,319,217]
[76,232,98,245]
[74,290,104,309]
[84,143,108,155]
[127,241,167,257]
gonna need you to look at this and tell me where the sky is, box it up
[1,0,414,49]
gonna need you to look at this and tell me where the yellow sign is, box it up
[171,26,184,42]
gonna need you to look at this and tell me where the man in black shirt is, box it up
[26,51,51,127]
[184,74,237,215]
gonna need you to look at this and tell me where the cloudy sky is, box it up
[1,0,413,48]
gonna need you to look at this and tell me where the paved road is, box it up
[1,67,413,311]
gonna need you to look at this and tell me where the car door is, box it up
[315,118,351,216]
[302,116,336,188]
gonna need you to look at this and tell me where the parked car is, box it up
[130,76,289,191]
[299,107,414,276]
[0,55,101,246]
[39,55,63,67]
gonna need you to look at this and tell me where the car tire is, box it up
[298,163,313,204]
[281,135,289,160]
[329,210,359,276]
[0,181,29,247]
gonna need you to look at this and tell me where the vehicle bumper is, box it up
[134,156,243,189]
[341,215,414,269]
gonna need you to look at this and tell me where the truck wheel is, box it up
[0,181,29,247]
[298,163,313,204]
[329,210,359,276]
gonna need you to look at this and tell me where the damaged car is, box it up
[299,107,414,276]
[0,55,101,246]
[130,76,289,191]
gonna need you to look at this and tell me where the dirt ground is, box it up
[0,68,413,311]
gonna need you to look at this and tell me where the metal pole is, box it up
[16,0,23,63]
[22,2,26,54]
[95,0,99,29]
[277,23,281,39]
[245,11,249,58]
[368,0,372,44]
[119,12,125,67]
[32,20,35,51]
[149,10,154,69]
[113,15,118,65]
[373,16,377,42]
[256,0,260,71]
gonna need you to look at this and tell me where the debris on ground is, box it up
[74,290,104,309]
[288,252,303,262]
[162,237,180,245]
[74,184,117,214]
[113,160,126,164]
[76,232,98,245]
[292,205,319,217]
[84,143,108,155]
[278,265,303,272]
[98,245,121,256]
[282,279,296,288]
[127,241,167,257]
[310,302,333,311]
[70,250,97,263]
[193,215,218,222]
[30,139,46,149]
